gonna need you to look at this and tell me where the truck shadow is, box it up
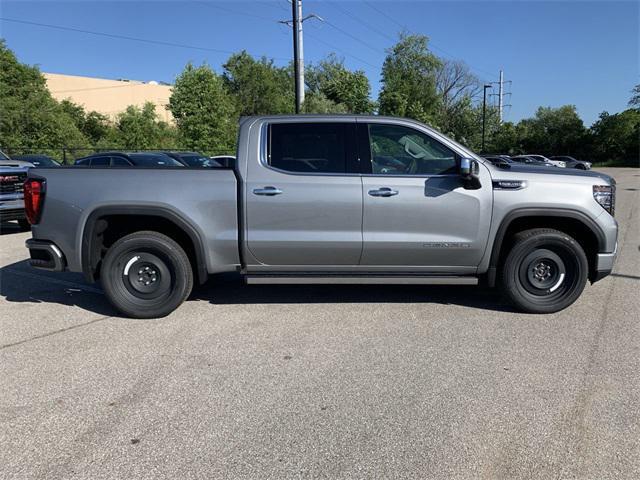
[0,262,517,315]
[193,273,517,313]
[0,260,117,316]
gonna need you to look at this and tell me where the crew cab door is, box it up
[358,120,492,270]
[245,121,363,267]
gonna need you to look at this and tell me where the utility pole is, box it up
[292,0,302,113]
[482,84,492,153]
[498,70,504,123]
[280,1,323,114]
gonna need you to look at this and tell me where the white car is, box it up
[526,154,566,168]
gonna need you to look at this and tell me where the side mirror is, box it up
[459,158,481,189]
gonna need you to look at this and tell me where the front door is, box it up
[359,121,492,269]
[245,121,363,267]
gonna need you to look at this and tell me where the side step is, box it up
[245,275,478,285]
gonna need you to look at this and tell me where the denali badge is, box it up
[423,242,472,248]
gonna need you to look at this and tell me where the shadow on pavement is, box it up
[0,260,116,316]
[0,221,28,236]
[192,273,517,313]
[1,262,516,315]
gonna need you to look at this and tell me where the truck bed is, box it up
[29,167,241,275]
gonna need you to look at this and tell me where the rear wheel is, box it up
[101,231,193,318]
[501,228,588,313]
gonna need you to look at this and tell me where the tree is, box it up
[0,40,88,153]
[302,91,348,114]
[589,109,640,166]
[433,59,482,141]
[222,51,293,116]
[60,99,111,144]
[108,102,177,150]
[378,33,442,125]
[168,63,236,154]
[629,84,640,110]
[516,105,587,156]
[306,55,374,113]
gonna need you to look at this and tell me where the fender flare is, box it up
[81,206,209,284]
[486,207,606,287]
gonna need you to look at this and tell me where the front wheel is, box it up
[101,231,193,318]
[501,228,588,314]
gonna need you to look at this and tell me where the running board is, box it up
[245,275,478,285]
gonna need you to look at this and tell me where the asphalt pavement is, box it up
[1,168,639,479]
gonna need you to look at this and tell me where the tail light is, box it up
[24,178,45,224]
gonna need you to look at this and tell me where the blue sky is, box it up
[0,1,637,126]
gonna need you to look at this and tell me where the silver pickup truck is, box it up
[24,115,618,318]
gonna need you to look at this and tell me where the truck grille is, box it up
[0,173,26,195]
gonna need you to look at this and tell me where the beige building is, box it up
[44,72,174,123]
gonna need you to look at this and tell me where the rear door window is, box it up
[268,123,357,174]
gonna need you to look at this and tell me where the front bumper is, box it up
[25,239,67,272]
[592,242,618,283]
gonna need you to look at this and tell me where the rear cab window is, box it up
[267,122,358,174]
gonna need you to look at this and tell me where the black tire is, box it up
[101,231,193,319]
[18,219,31,231]
[501,228,588,314]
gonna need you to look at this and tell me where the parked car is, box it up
[550,156,592,170]
[210,155,236,168]
[0,164,31,230]
[25,115,618,318]
[511,155,555,167]
[12,154,61,168]
[483,155,515,167]
[160,151,223,168]
[74,152,184,167]
[525,154,566,168]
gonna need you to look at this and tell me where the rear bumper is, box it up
[0,207,26,222]
[592,242,618,283]
[25,239,67,272]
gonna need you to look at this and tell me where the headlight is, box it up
[558,161,566,167]
[593,185,615,215]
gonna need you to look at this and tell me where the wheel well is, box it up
[492,216,600,282]
[84,214,206,284]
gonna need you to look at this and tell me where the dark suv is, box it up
[74,152,184,167]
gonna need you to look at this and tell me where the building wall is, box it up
[44,73,174,123]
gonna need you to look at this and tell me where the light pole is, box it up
[482,84,492,153]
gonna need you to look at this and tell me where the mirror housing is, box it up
[459,158,481,189]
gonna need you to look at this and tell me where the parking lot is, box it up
[0,167,638,479]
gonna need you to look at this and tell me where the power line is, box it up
[304,30,379,69]
[362,1,498,81]
[326,1,395,43]
[322,20,384,56]
[0,17,290,61]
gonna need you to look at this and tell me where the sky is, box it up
[0,0,637,126]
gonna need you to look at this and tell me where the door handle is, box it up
[368,187,399,197]
[253,186,283,196]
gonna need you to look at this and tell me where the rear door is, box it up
[245,121,363,267]
[358,120,492,270]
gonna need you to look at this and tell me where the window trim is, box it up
[358,122,461,178]
[260,121,361,177]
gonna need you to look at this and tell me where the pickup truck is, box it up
[1,153,33,230]
[24,115,618,318]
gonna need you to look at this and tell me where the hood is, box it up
[0,159,35,168]
[492,162,614,184]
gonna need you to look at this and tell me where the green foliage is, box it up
[628,84,640,110]
[306,55,374,114]
[588,109,640,166]
[106,102,177,150]
[0,40,89,152]
[223,51,294,116]
[302,91,348,114]
[168,62,236,154]
[378,33,442,125]
[60,99,111,144]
